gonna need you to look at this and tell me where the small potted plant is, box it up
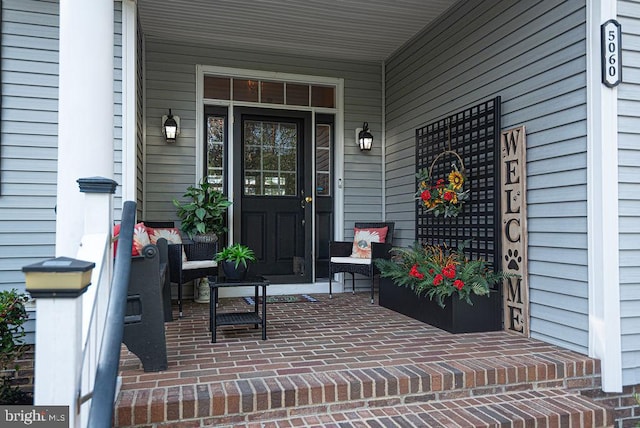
[173,178,231,242]
[215,243,256,280]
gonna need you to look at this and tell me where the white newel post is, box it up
[56,0,114,257]
[23,257,94,428]
[76,178,117,346]
[24,178,116,428]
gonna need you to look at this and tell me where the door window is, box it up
[243,120,297,196]
[206,115,225,192]
[315,124,332,196]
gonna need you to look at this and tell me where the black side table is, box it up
[208,275,270,343]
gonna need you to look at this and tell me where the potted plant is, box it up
[215,243,256,280]
[173,178,231,242]
[375,241,514,333]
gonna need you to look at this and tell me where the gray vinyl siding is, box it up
[136,12,144,218]
[385,0,588,353]
[618,0,640,386]
[0,0,59,295]
[113,2,123,219]
[143,39,383,239]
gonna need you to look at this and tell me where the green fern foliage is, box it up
[375,242,516,308]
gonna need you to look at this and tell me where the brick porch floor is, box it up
[115,292,613,427]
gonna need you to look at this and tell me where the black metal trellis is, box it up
[415,96,501,268]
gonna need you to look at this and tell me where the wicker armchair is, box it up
[329,222,394,304]
[143,221,218,318]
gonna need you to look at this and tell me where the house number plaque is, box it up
[601,19,622,87]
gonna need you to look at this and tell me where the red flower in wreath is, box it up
[453,279,465,290]
[415,165,469,218]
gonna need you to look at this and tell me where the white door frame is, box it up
[195,65,344,289]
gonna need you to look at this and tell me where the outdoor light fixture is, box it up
[357,122,373,151]
[162,109,180,143]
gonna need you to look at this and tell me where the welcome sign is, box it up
[501,126,529,336]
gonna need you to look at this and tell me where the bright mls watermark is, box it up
[0,406,68,427]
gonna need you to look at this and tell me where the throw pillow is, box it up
[113,222,150,257]
[350,226,388,259]
[149,227,188,262]
[112,223,121,257]
[132,222,151,256]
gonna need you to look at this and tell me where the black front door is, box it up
[233,108,313,283]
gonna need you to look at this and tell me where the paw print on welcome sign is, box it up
[505,249,522,271]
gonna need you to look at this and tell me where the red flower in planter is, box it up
[442,264,456,279]
[453,279,465,290]
[433,274,443,286]
[409,264,424,279]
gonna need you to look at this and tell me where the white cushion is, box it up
[183,260,217,270]
[330,256,371,265]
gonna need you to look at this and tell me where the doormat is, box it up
[243,294,318,305]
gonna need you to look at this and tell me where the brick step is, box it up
[115,296,608,427]
[116,355,602,427]
[210,389,614,428]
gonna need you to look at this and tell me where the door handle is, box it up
[301,196,313,208]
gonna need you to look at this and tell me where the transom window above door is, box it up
[204,75,335,108]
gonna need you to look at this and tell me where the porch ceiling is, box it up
[136,0,458,61]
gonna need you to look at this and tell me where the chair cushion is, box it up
[350,226,388,259]
[330,256,371,265]
[148,227,187,262]
[182,260,218,270]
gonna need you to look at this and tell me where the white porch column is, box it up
[587,0,622,392]
[56,0,115,257]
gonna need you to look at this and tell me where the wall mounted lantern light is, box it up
[357,122,373,151]
[162,109,180,143]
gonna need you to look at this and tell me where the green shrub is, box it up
[0,289,31,404]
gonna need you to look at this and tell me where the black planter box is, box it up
[379,277,502,333]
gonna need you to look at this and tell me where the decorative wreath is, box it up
[416,150,469,218]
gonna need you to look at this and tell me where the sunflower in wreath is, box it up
[416,164,469,218]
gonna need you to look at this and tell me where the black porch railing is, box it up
[87,200,136,427]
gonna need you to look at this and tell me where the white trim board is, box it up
[586,0,622,392]
[195,65,345,285]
